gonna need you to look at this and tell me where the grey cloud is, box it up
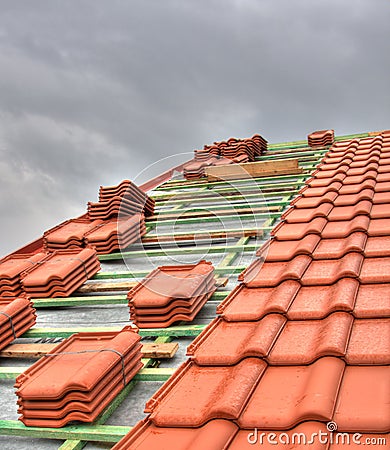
[0,0,389,255]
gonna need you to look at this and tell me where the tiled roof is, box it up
[113,130,390,448]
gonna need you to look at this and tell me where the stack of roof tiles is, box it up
[127,261,216,328]
[308,129,335,147]
[183,156,233,180]
[43,215,146,254]
[0,253,47,297]
[0,297,36,351]
[43,219,102,250]
[87,180,155,220]
[113,130,390,449]
[20,248,100,298]
[84,213,146,254]
[183,134,267,180]
[15,326,143,427]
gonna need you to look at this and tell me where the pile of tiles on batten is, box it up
[87,179,155,220]
[0,297,36,351]
[183,134,267,180]
[43,215,146,254]
[0,253,48,297]
[15,326,143,427]
[308,129,334,147]
[19,248,100,298]
[127,261,216,328]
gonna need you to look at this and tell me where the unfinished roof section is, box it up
[114,130,390,449]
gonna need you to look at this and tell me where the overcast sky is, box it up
[0,0,389,256]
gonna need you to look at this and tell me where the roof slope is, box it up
[113,131,390,449]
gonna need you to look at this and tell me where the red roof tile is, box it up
[146,358,266,427]
[217,282,299,321]
[238,358,345,429]
[187,315,286,365]
[312,232,367,259]
[333,366,390,432]
[267,313,353,364]
[112,418,238,450]
[240,255,311,287]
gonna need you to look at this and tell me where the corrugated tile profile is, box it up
[114,129,390,449]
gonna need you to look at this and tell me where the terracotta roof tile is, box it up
[240,255,311,287]
[327,200,372,221]
[360,256,390,283]
[312,232,367,259]
[256,235,321,260]
[345,318,390,364]
[217,282,300,321]
[370,203,390,218]
[367,217,390,235]
[272,217,327,240]
[333,188,374,205]
[291,191,338,208]
[301,253,364,285]
[338,178,376,194]
[301,181,343,197]
[111,419,238,450]
[282,203,333,223]
[306,172,346,187]
[342,169,377,184]
[353,283,390,317]
[238,357,345,429]
[333,365,390,432]
[146,358,267,427]
[187,315,286,365]
[287,278,359,319]
[321,215,370,238]
[365,236,390,256]
[372,191,390,203]
[267,313,353,365]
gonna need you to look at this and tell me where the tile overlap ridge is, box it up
[112,131,390,449]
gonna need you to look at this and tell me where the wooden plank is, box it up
[32,295,128,308]
[205,158,303,182]
[0,420,130,443]
[94,264,248,280]
[0,342,179,359]
[142,227,262,243]
[23,324,207,339]
[77,280,137,293]
[150,205,282,220]
[0,366,176,381]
